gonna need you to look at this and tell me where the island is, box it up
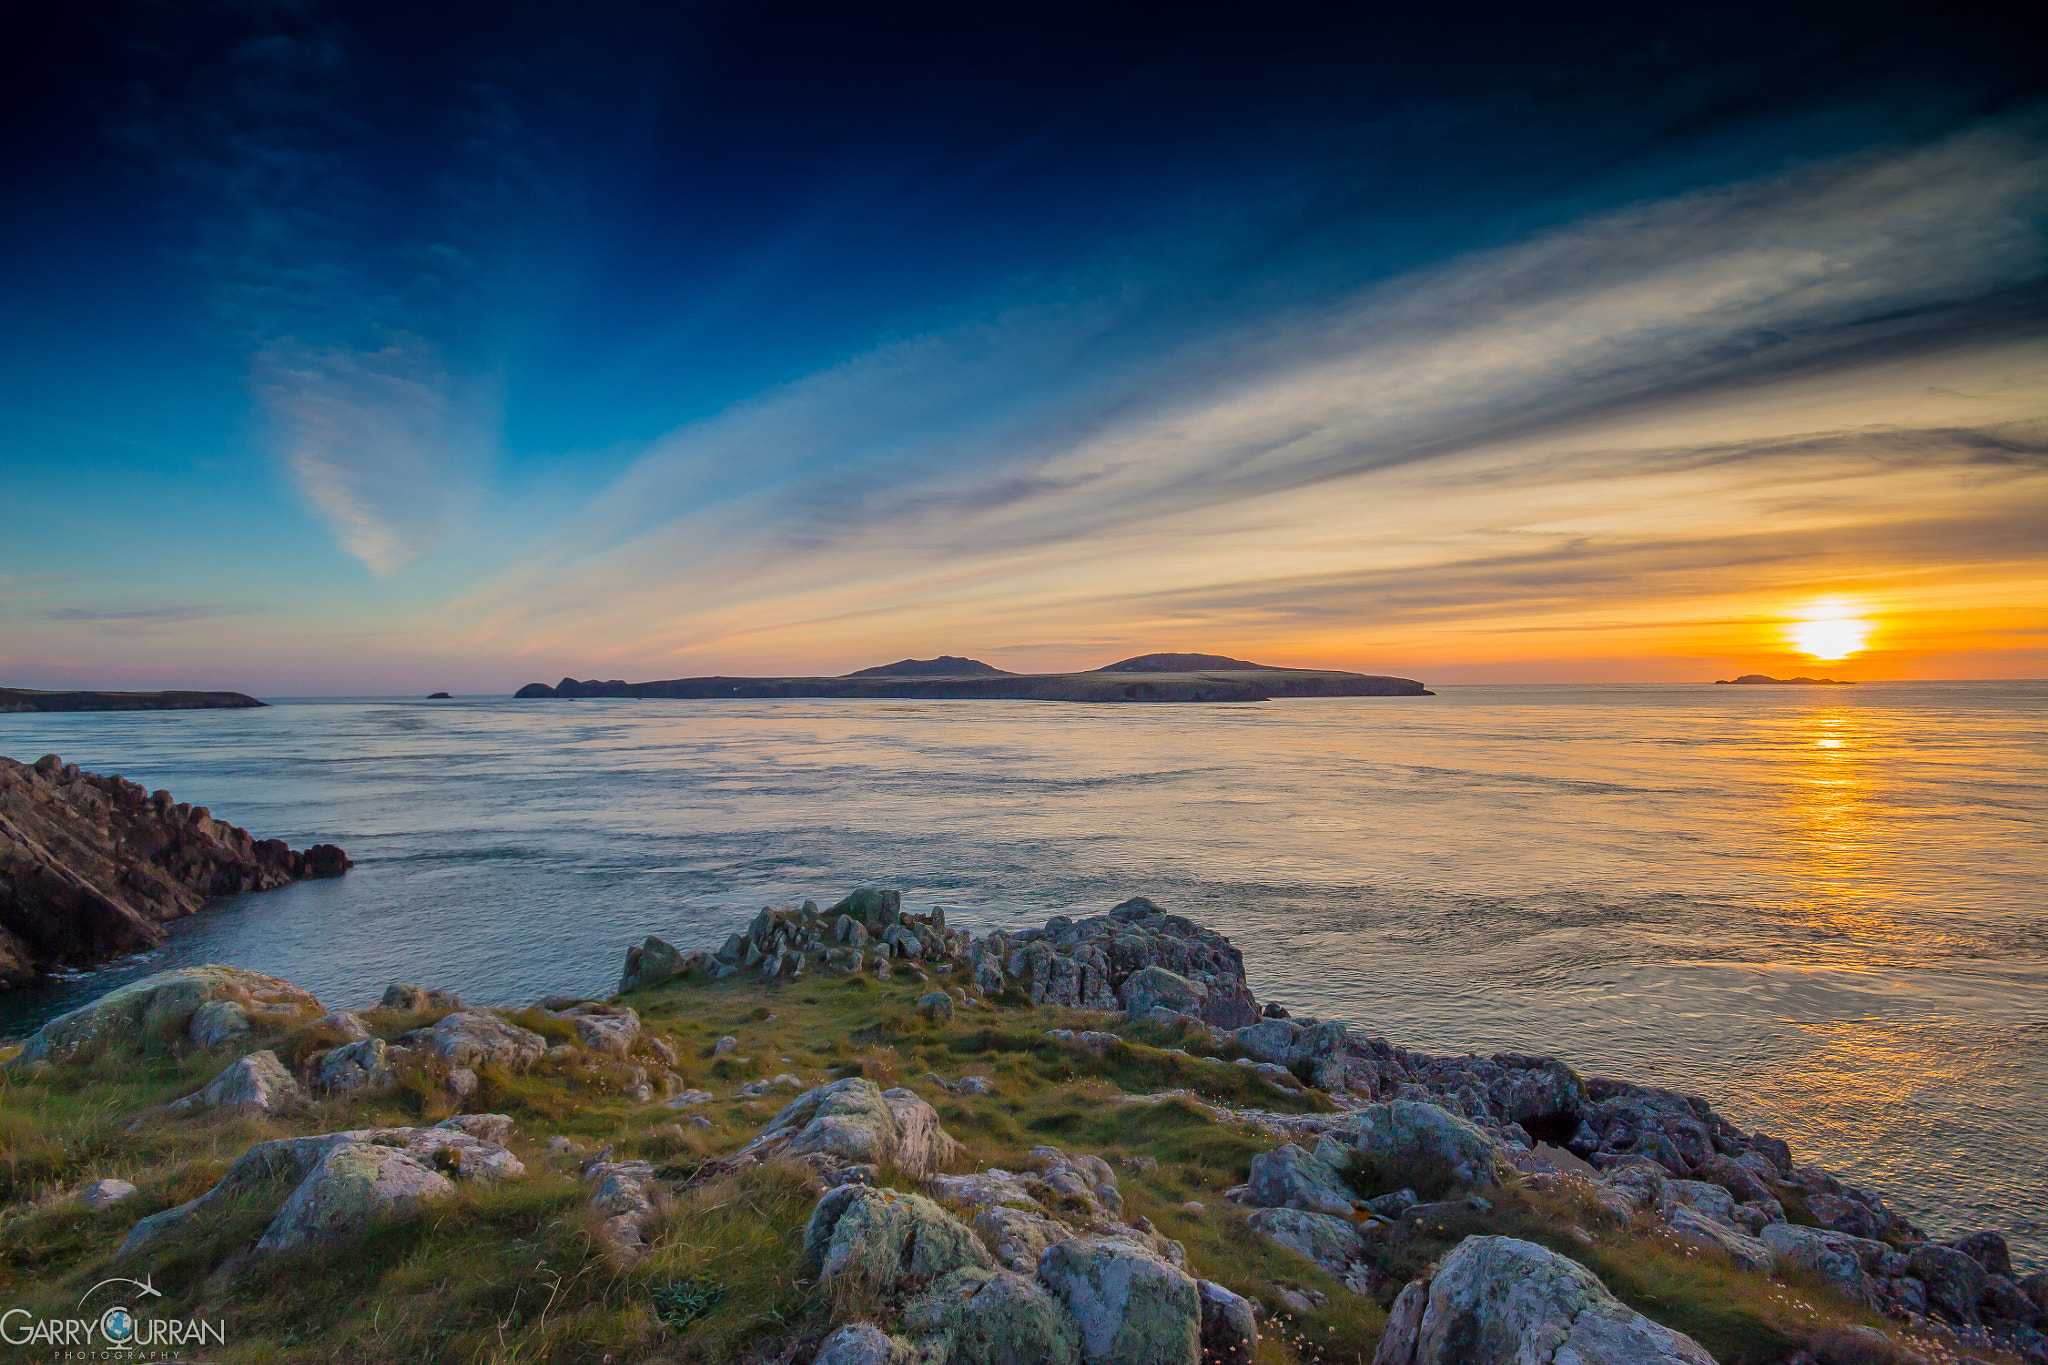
[427,692,453,699]
[515,651,1431,702]
[1713,675,1854,685]
[0,687,266,713]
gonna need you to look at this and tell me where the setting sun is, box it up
[1786,602,1876,660]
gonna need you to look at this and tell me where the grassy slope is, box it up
[0,972,1953,1365]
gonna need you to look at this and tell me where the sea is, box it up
[2,682,2042,1260]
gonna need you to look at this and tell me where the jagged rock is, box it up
[1245,1207,1368,1276]
[1758,1225,1882,1306]
[619,935,720,992]
[1198,1280,1259,1364]
[974,1205,1077,1274]
[9,964,322,1065]
[1666,1207,1774,1272]
[1024,1147,1125,1219]
[429,1012,547,1071]
[1353,1101,1503,1189]
[1371,1236,1717,1365]
[1117,966,1207,1018]
[256,1143,455,1254]
[1038,1235,1202,1365]
[0,755,349,986]
[1245,1141,1358,1216]
[168,1049,301,1116]
[737,1078,962,1177]
[315,1038,394,1093]
[380,983,460,1011]
[905,1266,1081,1365]
[969,898,1257,1028]
[816,1323,910,1365]
[81,1178,137,1210]
[801,1184,993,1290]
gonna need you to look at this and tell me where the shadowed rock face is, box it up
[0,753,351,985]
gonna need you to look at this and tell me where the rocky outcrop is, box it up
[167,1049,302,1116]
[8,964,323,1065]
[0,754,349,985]
[733,1077,962,1182]
[969,897,1260,1028]
[1373,1236,1717,1365]
[255,1142,456,1254]
[428,1012,547,1071]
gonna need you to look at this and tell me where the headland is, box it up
[1714,675,1855,685]
[517,652,1432,702]
[0,687,265,713]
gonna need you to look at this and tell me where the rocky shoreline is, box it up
[0,753,350,987]
[2,890,2040,1365]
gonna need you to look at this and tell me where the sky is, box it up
[2,1,2043,692]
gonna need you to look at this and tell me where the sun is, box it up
[1784,601,1874,661]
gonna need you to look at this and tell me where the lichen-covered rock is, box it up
[619,935,721,992]
[436,1112,515,1144]
[315,1038,394,1093]
[1909,1242,1989,1324]
[312,1010,373,1042]
[1666,1207,1774,1273]
[1117,965,1207,1018]
[969,898,1258,1028]
[81,1178,138,1210]
[1244,1207,1368,1276]
[815,1323,910,1365]
[1037,1235,1201,1365]
[801,1185,993,1290]
[9,964,322,1065]
[1198,1280,1259,1364]
[429,1012,547,1071]
[739,1078,962,1177]
[569,1006,641,1057]
[974,1204,1077,1274]
[404,1127,526,1182]
[168,1048,301,1116]
[188,998,253,1047]
[905,1266,1081,1365]
[1352,1100,1503,1190]
[1245,1141,1358,1216]
[916,991,955,1021]
[255,1142,454,1253]
[1371,1236,1716,1365]
[1758,1225,1882,1307]
[1025,1147,1125,1219]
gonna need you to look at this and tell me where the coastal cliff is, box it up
[1,890,2036,1365]
[0,687,265,712]
[0,754,350,986]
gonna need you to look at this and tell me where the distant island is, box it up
[0,688,266,714]
[427,692,453,699]
[516,652,1431,702]
[1713,675,1854,685]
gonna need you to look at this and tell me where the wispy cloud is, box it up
[448,118,2048,673]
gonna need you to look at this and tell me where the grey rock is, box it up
[1198,1279,1259,1364]
[815,1323,908,1365]
[1118,965,1207,1018]
[380,983,460,1011]
[81,1178,138,1210]
[1951,1230,2013,1278]
[1352,1100,1503,1190]
[11,965,323,1066]
[255,1143,455,1254]
[1245,1206,1367,1276]
[168,1049,301,1116]
[1666,1207,1774,1273]
[1037,1235,1201,1365]
[315,1038,394,1093]
[312,1010,373,1043]
[429,1012,546,1071]
[445,1067,479,1100]
[916,991,955,1021]
[1372,1236,1716,1365]
[188,999,253,1048]
[713,1035,738,1055]
[801,1184,993,1290]
[1245,1143,1357,1216]
[738,1078,962,1176]
[904,1266,1081,1365]
[1759,1225,1881,1306]
[1910,1242,1988,1324]
[665,1089,714,1107]
[570,1008,641,1057]
[435,1113,515,1144]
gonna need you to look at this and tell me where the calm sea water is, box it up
[2,684,2042,1260]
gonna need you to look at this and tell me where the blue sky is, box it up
[3,2,2043,691]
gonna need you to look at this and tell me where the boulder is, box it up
[168,1049,301,1116]
[121,1133,366,1257]
[975,1205,1078,1274]
[1037,1235,1202,1365]
[380,983,460,1011]
[738,1078,962,1177]
[619,935,717,992]
[9,965,322,1065]
[81,1178,138,1210]
[1117,966,1207,1018]
[255,1143,455,1254]
[1244,1207,1368,1276]
[429,1012,547,1071]
[570,1008,641,1057]
[1666,1207,1774,1273]
[801,1185,993,1290]
[312,1010,373,1043]
[1352,1100,1503,1190]
[816,1324,910,1365]
[1371,1236,1717,1365]
[916,991,955,1021]
[437,1113,515,1144]
[1909,1243,1988,1324]
[404,1127,526,1182]
[315,1038,394,1093]
[1246,1142,1358,1216]
[1758,1225,1881,1306]
[904,1266,1081,1365]
[188,999,252,1048]
[1197,1280,1259,1364]
[1950,1230,2013,1278]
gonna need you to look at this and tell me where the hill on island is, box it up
[843,656,1011,678]
[1094,652,1267,672]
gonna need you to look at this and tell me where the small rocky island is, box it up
[517,651,1432,702]
[2,889,2037,1365]
[0,686,265,712]
[0,753,350,986]
[1715,675,1854,685]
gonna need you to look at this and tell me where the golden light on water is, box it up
[1785,601,1875,661]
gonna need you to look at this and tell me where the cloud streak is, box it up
[448,118,2048,675]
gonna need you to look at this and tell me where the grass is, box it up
[0,965,1970,1365]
